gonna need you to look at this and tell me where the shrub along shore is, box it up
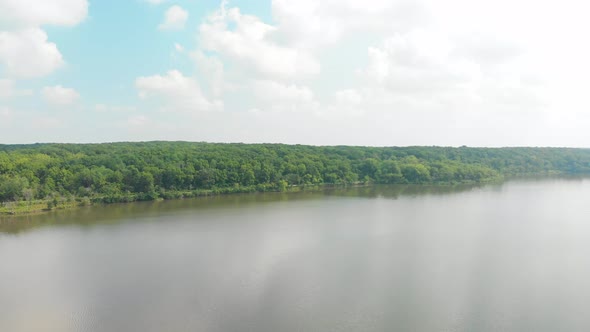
[1,142,589,215]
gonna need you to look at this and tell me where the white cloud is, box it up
[253,80,314,103]
[0,0,88,29]
[0,0,87,79]
[191,51,224,97]
[199,4,320,79]
[0,79,32,98]
[334,89,362,105]
[326,89,366,117]
[269,0,551,118]
[358,28,548,115]
[42,85,80,105]
[135,70,222,112]
[158,5,188,31]
[361,31,482,95]
[453,35,521,66]
[4,0,590,147]
[251,80,319,114]
[0,29,64,79]
[272,0,427,47]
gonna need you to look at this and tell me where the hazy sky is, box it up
[0,0,589,147]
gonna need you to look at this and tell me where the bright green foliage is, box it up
[400,164,431,183]
[376,160,403,184]
[0,142,589,204]
[0,175,29,201]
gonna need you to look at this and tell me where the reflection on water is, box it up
[2,178,590,331]
[0,184,482,235]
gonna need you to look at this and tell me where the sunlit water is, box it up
[2,178,590,331]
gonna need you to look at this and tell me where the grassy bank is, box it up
[0,183,341,216]
[0,178,506,216]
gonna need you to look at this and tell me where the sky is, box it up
[0,0,589,147]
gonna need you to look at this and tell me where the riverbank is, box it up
[0,200,80,216]
[0,183,332,216]
[0,178,504,217]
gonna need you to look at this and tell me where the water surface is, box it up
[2,179,590,331]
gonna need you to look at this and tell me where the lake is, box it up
[2,178,590,331]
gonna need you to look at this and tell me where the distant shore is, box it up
[1,180,499,217]
[2,142,590,217]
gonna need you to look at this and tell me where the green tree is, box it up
[0,175,29,201]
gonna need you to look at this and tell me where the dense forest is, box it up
[1,142,590,212]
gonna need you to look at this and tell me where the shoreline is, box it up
[4,173,588,218]
[0,180,499,217]
[0,183,351,217]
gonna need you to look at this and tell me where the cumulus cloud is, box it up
[5,0,590,147]
[359,28,548,115]
[42,85,80,105]
[0,0,87,79]
[0,0,88,29]
[0,29,64,79]
[192,0,561,146]
[199,4,320,79]
[272,0,427,46]
[135,70,222,112]
[361,31,484,96]
[158,5,188,31]
[269,0,548,110]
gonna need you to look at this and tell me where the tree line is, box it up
[1,142,589,204]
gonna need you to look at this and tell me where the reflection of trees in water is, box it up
[504,174,589,183]
[325,184,484,199]
[2,177,587,235]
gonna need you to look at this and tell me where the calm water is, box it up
[2,179,590,331]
